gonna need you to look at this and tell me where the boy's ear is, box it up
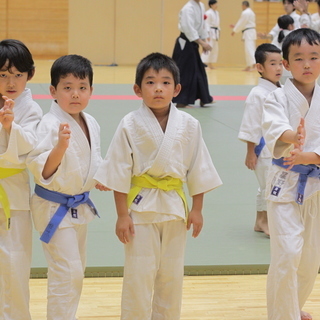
[282,59,290,71]
[49,85,57,98]
[27,68,35,81]
[133,84,142,97]
[173,84,182,98]
[255,63,264,74]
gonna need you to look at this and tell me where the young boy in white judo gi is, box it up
[262,28,320,320]
[94,52,222,319]
[27,54,104,320]
[238,43,283,237]
[0,39,42,320]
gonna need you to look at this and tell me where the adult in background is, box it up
[230,1,257,72]
[172,0,214,108]
[201,0,220,69]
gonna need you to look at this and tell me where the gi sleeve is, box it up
[238,88,265,145]
[186,120,222,196]
[94,118,133,193]
[0,101,42,165]
[262,91,293,159]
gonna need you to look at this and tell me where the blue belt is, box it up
[272,158,320,205]
[35,184,98,243]
[254,137,265,157]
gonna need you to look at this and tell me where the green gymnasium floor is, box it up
[28,82,271,277]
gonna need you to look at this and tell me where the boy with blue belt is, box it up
[262,28,320,320]
[238,43,283,236]
[27,54,104,320]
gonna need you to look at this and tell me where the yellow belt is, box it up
[127,174,188,217]
[0,167,24,229]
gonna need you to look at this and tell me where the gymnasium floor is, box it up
[29,62,270,277]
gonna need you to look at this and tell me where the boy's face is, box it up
[0,64,30,100]
[50,74,93,118]
[283,40,320,86]
[133,68,181,112]
[256,52,283,85]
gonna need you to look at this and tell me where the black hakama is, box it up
[172,33,213,106]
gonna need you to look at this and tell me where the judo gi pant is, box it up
[244,39,256,67]
[121,219,187,320]
[41,224,87,320]
[254,157,269,212]
[201,39,218,64]
[267,193,320,320]
[0,210,32,320]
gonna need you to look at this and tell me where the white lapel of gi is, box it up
[139,102,180,176]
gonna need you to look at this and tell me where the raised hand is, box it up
[0,95,14,132]
[57,123,71,150]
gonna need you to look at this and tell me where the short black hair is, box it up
[282,0,294,4]
[0,39,34,79]
[255,43,281,65]
[135,52,180,87]
[242,1,250,7]
[51,54,93,88]
[282,28,320,61]
[209,0,217,6]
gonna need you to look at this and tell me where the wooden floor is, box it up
[29,274,320,320]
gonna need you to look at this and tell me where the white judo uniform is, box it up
[0,88,42,320]
[238,78,279,212]
[95,102,222,320]
[271,29,292,50]
[262,79,320,320]
[201,8,220,64]
[27,101,102,320]
[233,7,257,67]
[269,11,300,40]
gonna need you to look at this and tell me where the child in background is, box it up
[262,28,320,320]
[95,52,222,319]
[272,15,294,49]
[27,54,104,320]
[238,43,283,237]
[0,39,43,320]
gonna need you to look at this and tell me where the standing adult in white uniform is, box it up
[0,39,42,320]
[231,1,257,71]
[172,0,214,108]
[201,0,220,69]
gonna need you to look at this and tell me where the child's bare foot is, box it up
[301,310,312,320]
[254,211,269,236]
